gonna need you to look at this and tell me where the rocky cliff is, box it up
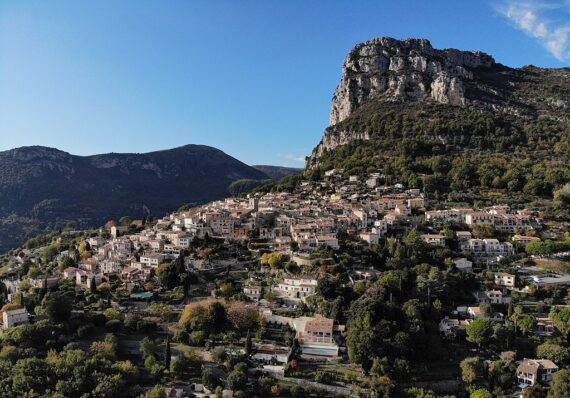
[329,37,495,126]
[309,37,570,166]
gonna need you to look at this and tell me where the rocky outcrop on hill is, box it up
[329,37,495,126]
[308,37,570,166]
[310,130,370,159]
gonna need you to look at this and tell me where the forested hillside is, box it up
[0,145,269,252]
[312,101,569,201]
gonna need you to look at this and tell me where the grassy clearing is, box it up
[531,258,570,274]
[184,297,225,310]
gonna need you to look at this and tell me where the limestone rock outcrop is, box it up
[329,37,495,125]
[307,37,569,168]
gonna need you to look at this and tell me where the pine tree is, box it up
[90,276,97,294]
[39,277,48,301]
[164,335,171,370]
[245,329,252,356]
[174,253,185,275]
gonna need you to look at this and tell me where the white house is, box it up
[140,253,165,268]
[439,317,472,338]
[467,306,484,319]
[456,231,472,242]
[407,197,425,209]
[315,235,339,250]
[421,234,446,246]
[512,235,540,247]
[494,272,515,288]
[2,307,29,329]
[453,258,473,272]
[243,285,262,302]
[517,359,558,386]
[173,233,192,248]
[298,315,339,357]
[63,267,79,280]
[460,239,514,260]
[275,276,318,301]
[360,231,381,245]
[474,290,512,305]
[465,211,494,227]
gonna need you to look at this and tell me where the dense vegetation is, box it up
[228,179,272,195]
[251,166,302,180]
[279,101,570,215]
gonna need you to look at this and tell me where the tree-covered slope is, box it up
[252,165,302,180]
[309,101,569,201]
[0,145,269,252]
[303,38,570,204]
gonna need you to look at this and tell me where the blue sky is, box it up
[1,1,569,166]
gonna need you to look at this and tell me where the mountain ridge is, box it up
[251,165,302,180]
[0,144,271,252]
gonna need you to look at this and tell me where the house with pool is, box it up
[297,315,339,357]
[261,310,340,357]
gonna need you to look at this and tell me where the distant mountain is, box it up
[225,166,302,196]
[252,165,302,179]
[0,144,269,252]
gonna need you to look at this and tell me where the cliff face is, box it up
[329,37,495,126]
[308,37,570,166]
[310,130,370,159]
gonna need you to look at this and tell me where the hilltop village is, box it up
[0,170,569,398]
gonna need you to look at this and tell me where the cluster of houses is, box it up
[11,181,534,300]
[438,269,562,390]
[438,270,556,336]
[58,232,181,291]
[422,206,544,265]
[242,274,343,358]
[160,185,429,255]
[158,187,540,272]
[425,206,539,233]
[1,174,561,355]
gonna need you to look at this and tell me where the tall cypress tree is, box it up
[90,276,97,294]
[164,335,171,370]
[39,277,48,301]
[245,329,252,356]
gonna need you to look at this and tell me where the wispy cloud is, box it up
[284,154,306,164]
[497,1,570,61]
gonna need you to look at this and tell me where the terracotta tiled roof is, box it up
[305,316,334,334]
[517,358,558,373]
